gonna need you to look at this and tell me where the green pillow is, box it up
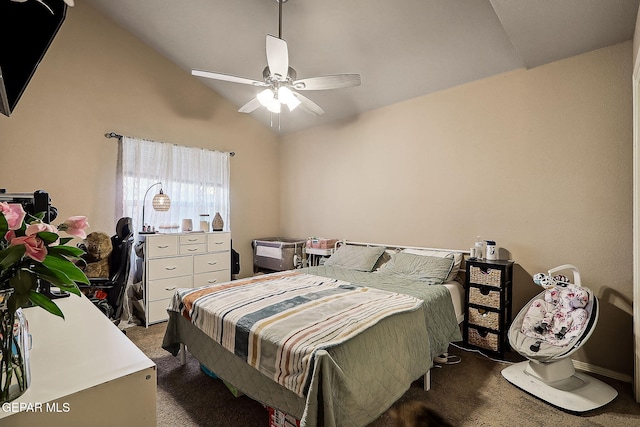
[324,245,387,272]
[377,252,454,285]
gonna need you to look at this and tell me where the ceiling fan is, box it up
[191,0,361,117]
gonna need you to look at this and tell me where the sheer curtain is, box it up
[119,136,230,234]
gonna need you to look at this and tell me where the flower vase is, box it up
[212,212,224,231]
[0,290,31,404]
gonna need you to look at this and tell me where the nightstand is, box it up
[463,259,514,357]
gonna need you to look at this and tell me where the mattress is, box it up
[442,280,465,324]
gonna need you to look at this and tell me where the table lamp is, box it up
[140,182,170,234]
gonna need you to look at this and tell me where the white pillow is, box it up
[401,249,463,282]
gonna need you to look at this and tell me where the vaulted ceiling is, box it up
[84,0,639,133]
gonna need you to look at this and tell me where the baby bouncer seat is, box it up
[501,264,617,412]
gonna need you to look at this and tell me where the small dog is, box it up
[389,401,453,427]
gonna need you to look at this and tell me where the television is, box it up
[0,0,67,117]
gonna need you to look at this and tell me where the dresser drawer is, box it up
[467,306,500,331]
[469,265,503,287]
[207,232,231,252]
[194,252,230,274]
[468,285,502,309]
[180,243,207,255]
[146,235,178,258]
[148,256,193,280]
[467,326,500,352]
[194,270,230,287]
[148,275,193,301]
[148,299,172,324]
[180,234,206,245]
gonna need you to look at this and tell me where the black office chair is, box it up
[82,217,134,326]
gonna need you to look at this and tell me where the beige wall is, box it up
[280,42,634,377]
[0,2,281,279]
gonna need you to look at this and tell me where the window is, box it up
[119,136,230,233]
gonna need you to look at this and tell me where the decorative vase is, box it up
[212,212,224,231]
[0,289,31,404]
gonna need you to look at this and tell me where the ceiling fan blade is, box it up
[266,35,289,81]
[238,97,262,114]
[292,74,361,91]
[292,92,325,116]
[192,69,267,87]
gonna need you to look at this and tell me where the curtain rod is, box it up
[104,131,235,157]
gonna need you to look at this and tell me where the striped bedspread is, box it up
[167,271,424,396]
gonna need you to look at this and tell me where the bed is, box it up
[162,241,466,427]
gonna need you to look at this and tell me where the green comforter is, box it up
[300,265,462,358]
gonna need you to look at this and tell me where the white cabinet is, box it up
[143,232,231,326]
[0,295,156,427]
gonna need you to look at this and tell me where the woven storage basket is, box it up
[469,266,502,287]
[468,327,499,351]
[468,286,501,309]
[467,307,500,330]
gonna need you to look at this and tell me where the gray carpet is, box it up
[125,323,640,426]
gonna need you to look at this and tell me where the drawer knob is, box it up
[208,261,218,265]
[214,241,224,245]
[165,286,177,291]
[188,248,198,252]
[188,238,198,242]
[165,266,177,271]
[157,245,169,249]
[207,279,218,284]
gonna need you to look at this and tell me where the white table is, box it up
[0,295,156,427]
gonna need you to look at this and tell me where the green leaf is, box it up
[33,258,89,287]
[0,245,26,271]
[9,270,37,296]
[59,237,73,246]
[38,231,60,245]
[8,292,30,314]
[28,291,64,319]
[52,282,82,297]
[32,263,72,287]
[0,215,8,236]
[43,254,89,284]
[27,212,45,223]
[48,245,85,258]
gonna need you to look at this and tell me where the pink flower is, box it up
[26,222,60,246]
[8,234,47,263]
[0,202,26,230]
[59,216,89,239]
[26,222,57,235]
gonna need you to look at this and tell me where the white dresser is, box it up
[0,295,156,427]
[143,232,231,326]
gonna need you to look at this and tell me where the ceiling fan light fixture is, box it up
[267,97,282,113]
[257,88,275,107]
[278,86,301,111]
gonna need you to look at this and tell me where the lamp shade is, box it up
[152,190,171,211]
